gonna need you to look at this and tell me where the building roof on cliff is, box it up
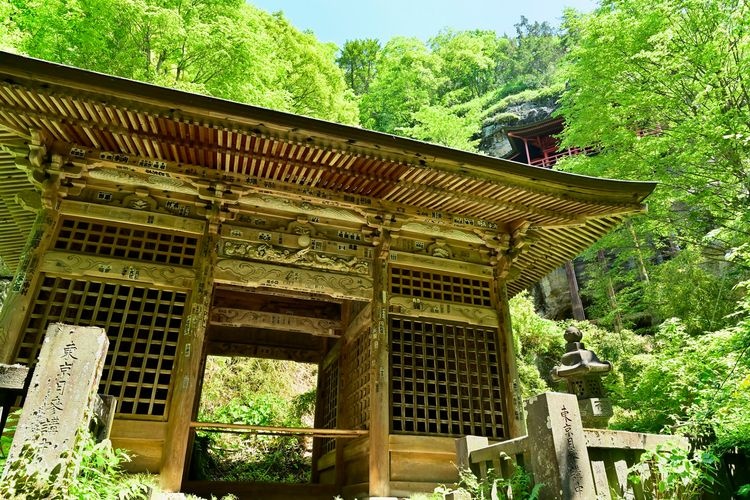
[0,52,656,294]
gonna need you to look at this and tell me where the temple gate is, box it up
[0,53,655,498]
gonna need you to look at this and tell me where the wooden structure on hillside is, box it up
[504,117,594,169]
[0,53,655,498]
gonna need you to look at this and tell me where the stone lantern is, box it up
[551,326,613,428]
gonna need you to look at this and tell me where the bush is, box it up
[0,431,151,499]
[628,444,718,500]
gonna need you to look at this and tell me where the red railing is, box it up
[529,146,597,168]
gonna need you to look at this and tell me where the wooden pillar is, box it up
[494,278,525,438]
[0,176,60,364]
[160,216,217,491]
[368,240,390,497]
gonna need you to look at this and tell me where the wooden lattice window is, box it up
[390,316,506,439]
[15,276,186,419]
[390,267,492,306]
[318,358,339,454]
[55,217,198,266]
[340,329,370,430]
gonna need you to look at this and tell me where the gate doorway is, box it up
[181,284,367,499]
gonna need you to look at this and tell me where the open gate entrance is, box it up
[181,284,368,500]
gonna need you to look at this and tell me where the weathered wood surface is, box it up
[189,422,368,438]
[388,250,494,278]
[2,324,108,481]
[389,435,459,485]
[214,258,373,301]
[210,308,340,336]
[160,227,216,491]
[59,199,205,234]
[388,295,499,327]
[369,248,390,497]
[40,250,196,289]
[110,419,167,473]
[205,341,323,363]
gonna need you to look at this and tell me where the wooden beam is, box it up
[494,279,525,437]
[44,139,646,223]
[214,259,373,301]
[39,251,195,290]
[205,341,323,364]
[387,296,499,328]
[388,250,494,278]
[0,208,58,364]
[210,308,340,337]
[50,142,531,230]
[59,199,205,234]
[189,422,368,438]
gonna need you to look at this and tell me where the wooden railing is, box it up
[529,146,597,169]
[189,421,368,438]
[457,392,689,500]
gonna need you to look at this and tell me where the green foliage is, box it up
[628,444,718,499]
[213,393,284,427]
[191,433,311,483]
[350,19,566,149]
[336,38,380,95]
[404,104,480,151]
[609,316,750,453]
[509,292,564,399]
[193,357,318,483]
[438,466,541,500]
[0,430,151,499]
[1,0,357,123]
[509,292,650,404]
[558,0,750,248]
[359,37,442,134]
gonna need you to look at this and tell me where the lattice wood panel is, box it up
[340,329,370,430]
[55,217,198,266]
[390,316,506,439]
[15,276,186,419]
[390,267,492,307]
[318,358,339,454]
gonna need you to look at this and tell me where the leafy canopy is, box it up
[1,0,358,123]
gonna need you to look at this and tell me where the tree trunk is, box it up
[597,249,622,332]
[565,260,586,321]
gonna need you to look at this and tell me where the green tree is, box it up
[359,37,441,134]
[1,0,357,122]
[511,16,564,88]
[264,13,358,123]
[430,29,509,103]
[558,0,750,247]
[337,38,380,95]
[404,104,480,151]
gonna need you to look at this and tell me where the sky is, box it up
[250,0,599,46]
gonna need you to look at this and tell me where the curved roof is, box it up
[0,52,655,294]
